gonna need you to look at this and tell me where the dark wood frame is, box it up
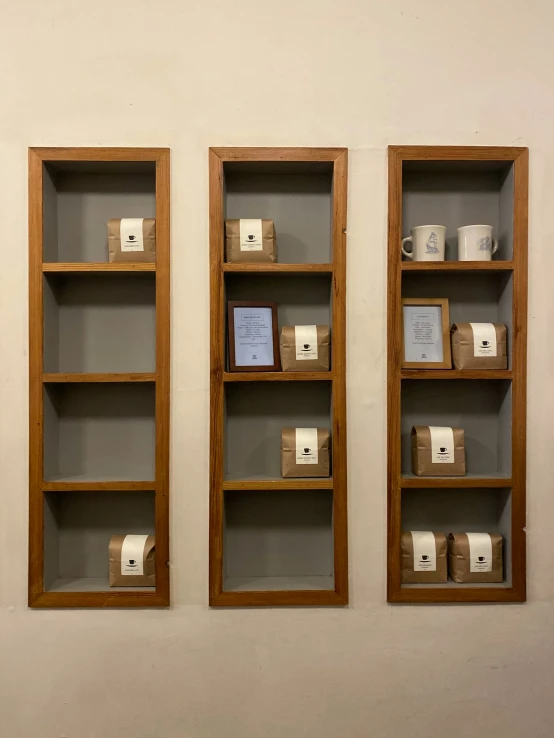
[209,146,348,607]
[227,300,280,372]
[28,147,170,608]
[401,297,452,369]
[387,145,528,604]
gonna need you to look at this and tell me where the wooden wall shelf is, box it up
[209,147,348,606]
[28,146,170,608]
[387,145,528,604]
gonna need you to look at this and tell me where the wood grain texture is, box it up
[401,261,513,272]
[223,371,332,382]
[223,263,333,273]
[401,370,512,380]
[43,481,155,491]
[330,150,348,605]
[401,476,512,489]
[42,373,156,383]
[209,149,225,604]
[42,263,156,272]
[28,148,45,606]
[211,590,345,607]
[29,146,170,609]
[510,147,529,603]
[223,479,334,491]
[209,147,345,162]
[387,145,528,604]
[154,149,171,607]
[209,147,349,607]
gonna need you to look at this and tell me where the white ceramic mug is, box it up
[401,225,446,261]
[457,225,499,261]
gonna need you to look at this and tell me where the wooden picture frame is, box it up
[227,300,280,372]
[401,297,452,369]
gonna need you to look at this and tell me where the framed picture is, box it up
[228,301,280,372]
[401,297,452,369]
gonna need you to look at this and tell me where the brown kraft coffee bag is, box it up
[281,428,330,478]
[109,534,156,587]
[280,325,330,372]
[108,218,156,263]
[401,531,448,583]
[451,322,507,370]
[448,532,503,583]
[411,425,465,476]
[225,219,277,263]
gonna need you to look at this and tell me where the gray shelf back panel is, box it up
[402,271,513,368]
[402,161,514,262]
[44,490,155,589]
[401,379,512,476]
[402,487,512,585]
[43,273,156,373]
[223,489,334,582]
[224,164,333,263]
[224,382,331,479]
[43,383,156,480]
[43,163,156,262]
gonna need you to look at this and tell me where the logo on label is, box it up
[127,559,137,568]
[248,235,255,241]
[479,556,485,562]
[303,447,311,455]
[478,236,492,252]
[481,341,489,347]
[425,232,439,254]
[421,555,429,561]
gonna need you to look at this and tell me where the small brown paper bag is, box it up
[401,531,448,583]
[280,325,330,372]
[281,428,330,478]
[225,219,277,263]
[109,534,155,587]
[448,532,503,583]
[411,425,465,476]
[451,323,507,370]
[108,218,156,263]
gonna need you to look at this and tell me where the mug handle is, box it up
[401,236,413,259]
[492,239,499,255]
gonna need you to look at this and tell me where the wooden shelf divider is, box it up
[209,147,348,607]
[387,145,528,604]
[29,146,170,608]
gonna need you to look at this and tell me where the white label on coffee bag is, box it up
[295,325,318,360]
[411,531,437,572]
[121,534,148,576]
[295,428,319,464]
[239,219,263,251]
[429,426,454,464]
[467,532,493,573]
[470,323,497,357]
[120,218,145,252]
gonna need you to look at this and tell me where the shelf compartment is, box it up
[400,486,512,596]
[402,158,514,262]
[223,477,334,491]
[401,379,512,477]
[43,383,156,482]
[44,272,155,373]
[402,270,513,368]
[224,371,332,382]
[401,262,513,272]
[43,263,156,272]
[401,370,512,380]
[44,490,155,593]
[223,488,334,594]
[223,160,333,264]
[223,263,333,274]
[42,160,156,263]
[225,381,331,480]
[43,373,156,383]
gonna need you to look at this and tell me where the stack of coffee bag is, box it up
[108,218,156,263]
[225,219,277,263]
[280,325,330,371]
[411,425,465,476]
[281,428,330,478]
[451,322,507,370]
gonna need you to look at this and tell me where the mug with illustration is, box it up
[457,225,499,261]
[401,225,446,261]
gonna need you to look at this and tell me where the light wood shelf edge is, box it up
[401,370,512,380]
[401,261,513,272]
[223,263,333,273]
[42,373,156,383]
[223,479,333,491]
[224,371,333,382]
[43,262,156,272]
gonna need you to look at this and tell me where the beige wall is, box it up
[2,1,554,736]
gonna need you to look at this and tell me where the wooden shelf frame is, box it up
[387,145,528,604]
[209,146,348,607]
[28,146,170,608]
